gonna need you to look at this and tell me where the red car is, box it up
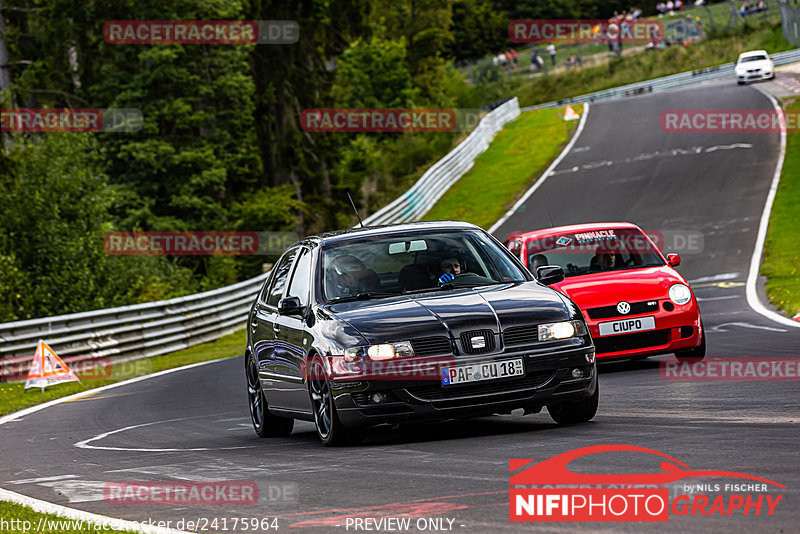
[504,223,705,362]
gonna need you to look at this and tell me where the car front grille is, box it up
[404,370,556,401]
[502,325,538,346]
[459,330,496,355]
[593,329,670,354]
[587,300,660,320]
[410,336,452,356]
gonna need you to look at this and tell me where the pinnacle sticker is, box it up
[556,236,572,247]
[574,230,616,243]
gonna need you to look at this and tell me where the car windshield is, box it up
[524,228,664,278]
[321,229,527,302]
[740,55,768,62]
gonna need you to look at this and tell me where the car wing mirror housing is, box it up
[278,296,304,316]
[537,265,565,285]
[667,253,681,267]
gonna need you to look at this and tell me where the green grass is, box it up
[0,500,139,533]
[422,105,580,228]
[762,98,800,318]
[0,329,245,416]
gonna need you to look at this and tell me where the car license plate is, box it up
[441,358,524,386]
[598,316,656,336]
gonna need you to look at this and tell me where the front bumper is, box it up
[737,71,772,82]
[332,347,596,428]
[586,300,702,360]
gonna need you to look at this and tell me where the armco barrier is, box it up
[522,48,800,111]
[0,273,267,380]
[0,98,521,377]
[363,97,520,225]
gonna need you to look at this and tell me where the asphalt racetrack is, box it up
[2,79,799,534]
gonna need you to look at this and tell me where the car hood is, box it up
[736,60,772,71]
[323,282,570,344]
[552,266,686,309]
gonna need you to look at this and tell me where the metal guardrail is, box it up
[522,48,800,111]
[363,97,520,225]
[0,98,522,378]
[0,273,268,379]
[779,0,800,46]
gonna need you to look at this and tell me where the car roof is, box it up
[738,50,769,58]
[505,222,642,242]
[309,220,484,245]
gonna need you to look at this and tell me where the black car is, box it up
[245,221,597,446]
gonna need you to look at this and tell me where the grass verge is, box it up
[0,500,138,534]
[422,105,581,229]
[762,98,800,318]
[0,328,245,416]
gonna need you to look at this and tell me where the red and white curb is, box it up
[774,73,800,95]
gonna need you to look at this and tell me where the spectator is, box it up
[511,49,519,68]
[546,43,556,66]
[675,0,684,11]
[530,48,544,74]
[666,0,674,14]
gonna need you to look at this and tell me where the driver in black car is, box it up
[437,254,462,285]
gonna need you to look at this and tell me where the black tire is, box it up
[307,356,364,446]
[548,381,599,425]
[737,81,745,85]
[675,322,706,362]
[246,354,294,438]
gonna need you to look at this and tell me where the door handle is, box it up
[250,321,258,331]
[272,324,281,334]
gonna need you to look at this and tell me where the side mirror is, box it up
[536,265,565,285]
[278,296,304,316]
[667,253,681,267]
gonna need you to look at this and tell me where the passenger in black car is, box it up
[327,255,381,297]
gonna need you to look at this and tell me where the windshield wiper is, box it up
[330,291,399,303]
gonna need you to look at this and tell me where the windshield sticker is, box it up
[556,236,572,247]
[574,230,616,243]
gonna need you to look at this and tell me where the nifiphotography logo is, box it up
[509,444,784,522]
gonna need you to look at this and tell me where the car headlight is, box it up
[344,341,414,362]
[538,320,587,341]
[669,283,692,305]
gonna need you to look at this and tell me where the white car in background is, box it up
[735,50,775,84]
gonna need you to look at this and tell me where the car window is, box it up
[286,247,312,307]
[741,55,768,62]
[321,229,527,301]
[526,228,664,278]
[265,249,298,307]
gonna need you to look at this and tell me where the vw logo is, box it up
[617,301,631,315]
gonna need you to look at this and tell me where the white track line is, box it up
[0,356,237,534]
[0,487,190,534]
[488,104,590,234]
[748,87,800,328]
